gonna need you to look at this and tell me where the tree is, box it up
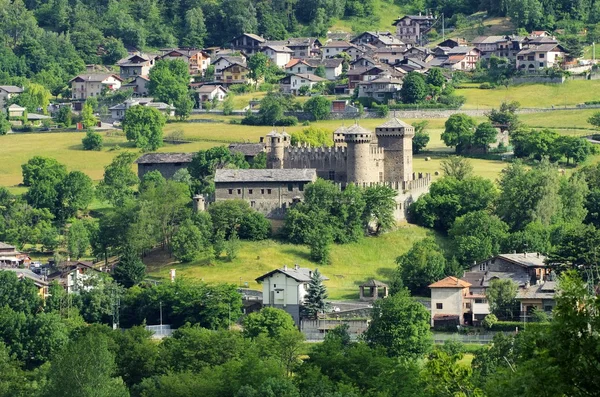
[400,72,427,104]
[487,101,521,133]
[112,246,146,288]
[56,170,94,221]
[0,113,10,135]
[314,65,326,78]
[21,156,66,187]
[554,135,596,165]
[42,331,129,397]
[174,95,192,121]
[547,223,600,273]
[248,52,269,85]
[242,307,297,339]
[0,271,41,314]
[97,152,139,206]
[486,279,518,319]
[188,146,249,194]
[474,122,497,153]
[148,59,191,108]
[440,156,474,180]
[67,219,90,259]
[426,67,446,88]
[238,211,271,240]
[171,219,207,262]
[449,210,509,266]
[396,237,446,295]
[182,7,207,49]
[588,111,600,129]
[481,313,498,329]
[412,121,430,154]
[101,37,127,65]
[364,290,432,359]
[55,105,72,127]
[304,268,328,318]
[290,127,333,147]
[303,96,331,121]
[223,94,234,115]
[11,83,51,114]
[82,130,103,151]
[81,101,98,129]
[122,105,166,151]
[362,185,396,235]
[441,113,476,153]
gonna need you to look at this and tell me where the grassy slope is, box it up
[146,224,436,300]
[457,80,600,109]
[330,0,404,33]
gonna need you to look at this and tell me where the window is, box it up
[287,184,293,191]
[248,189,253,194]
[479,263,486,271]
[465,303,471,309]
[261,189,265,194]
[267,189,272,194]
[299,183,304,192]
[237,189,241,194]
[379,172,383,182]
[250,201,255,207]
[539,62,544,67]
[328,170,335,180]
[544,305,552,312]
[475,299,487,304]
[539,53,545,58]
[436,303,443,310]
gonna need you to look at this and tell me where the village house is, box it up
[442,46,481,71]
[516,44,566,72]
[403,46,433,62]
[346,66,387,90]
[264,38,321,58]
[1,268,49,298]
[357,76,403,101]
[117,53,156,79]
[374,48,406,65]
[429,276,472,328]
[6,104,51,126]
[284,59,343,80]
[0,242,31,268]
[212,56,247,80]
[494,35,526,60]
[196,84,228,104]
[49,260,101,294]
[351,56,378,68]
[321,41,357,59]
[472,35,505,58]
[393,14,436,46]
[109,98,173,121]
[158,48,211,76]
[230,33,266,55]
[279,73,327,95]
[255,264,328,324]
[69,73,123,101]
[0,85,23,109]
[228,142,266,163]
[221,63,252,86]
[438,37,468,48]
[121,75,150,97]
[135,152,195,179]
[261,45,293,68]
[351,31,405,48]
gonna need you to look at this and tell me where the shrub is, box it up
[239,211,271,240]
[481,314,498,329]
[228,84,253,94]
[479,82,495,89]
[82,131,103,151]
[274,116,298,126]
[488,321,550,332]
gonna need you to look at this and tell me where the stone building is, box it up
[134,153,194,179]
[214,169,317,219]
[262,118,431,220]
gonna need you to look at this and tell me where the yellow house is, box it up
[221,63,253,86]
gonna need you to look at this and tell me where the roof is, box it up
[393,14,435,25]
[212,56,246,65]
[496,253,548,268]
[7,104,25,110]
[461,272,485,287]
[518,44,565,55]
[0,242,16,250]
[292,73,327,82]
[0,85,23,93]
[215,168,317,183]
[516,282,557,300]
[196,84,227,93]
[135,153,194,164]
[448,46,478,54]
[69,73,123,83]
[429,276,471,288]
[27,113,51,120]
[342,124,372,135]
[360,279,388,287]
[262,45,293,53]
[358,77,402,85]
[228,143,265,156]
[234,33,266,43]
[1,268,48,287]
[483,272,530,288]
[472,35,505,45]
[377,118,412,129]
[255,266,329,283]
[305,58,344,68]
[222,62,249,71]
[265,37,318,48]
[322,40,353,48]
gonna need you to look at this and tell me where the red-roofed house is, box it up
[429,276,471,328]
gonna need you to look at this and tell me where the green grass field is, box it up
[146,223,437,299]
[458,80,600,109]
[329,0,405,33]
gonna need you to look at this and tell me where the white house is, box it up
[212,56,247,79]
[279,73,327,95]
[196,84,228,103]
[109,98,174,121]
[69,74,123,101]
[284,59,343,80]
[117,53,156,79]
[516,44,566,72]
[261,45,293,68]
[255,265,329,324]
[0,85,23,109]
[429,276,472,328]
[321,41,355,58]
[357,77,403,101]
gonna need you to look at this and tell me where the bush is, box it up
[488,321,550,332]
[481,313,498,329]
[82,131,103,151]
[479,82,495,89]
[274,116,298,126]
[239,211,271,240]
[228,84,253,94]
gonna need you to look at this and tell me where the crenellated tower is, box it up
[264,130,290,169]
[375,118,414,182]
[344,124,374,184]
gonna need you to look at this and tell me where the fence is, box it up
[433,332,497,345]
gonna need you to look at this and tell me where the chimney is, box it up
[536,253,540,258]
[524,252,528,258]
[525,280,530,288]
[309,270,312,277]
[170,269,176,282]
[283,265,288,271]
[294,264,299,270]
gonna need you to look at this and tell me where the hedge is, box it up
[489,321,550,332]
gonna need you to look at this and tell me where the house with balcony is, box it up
[357,77,403,101]
[351,31,405,48]
[516,44,566,72]
[158,49,211,76]
[321,41,358,59]
[69,73,123,105]
[117,53,156,79]
[221,63,253,86]
[392,14,436,46]
[122,75,150,97]
[261,45,293,68]
[264,38,322,58]
[442,46,481,71]
[284,58,343,80]
[212,56,247,80]
[230,33,266,55]
[255,264,328,324]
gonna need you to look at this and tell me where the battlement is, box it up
[285,145,346,156]
[369,146,385,156]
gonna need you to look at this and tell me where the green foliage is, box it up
[487,279,519,319]
[223,95,234,115]
[80,102,98,129]
[122,105,166,151]
[112,246,146,288]
[54,106,72,127]
[412,121,430,154]
[487,101,520,132]
[362,185,397,235]
[97,152,139,207]
[225,230,240,261]
[364,290,432,359]
[67,219,90,259]
[440,156,474,180]
[248,53,269,84]
[481,314,498,329]
[396,237,447,295]
[172,218,208,262]
[473,122,498,152]
[243,307,297,339]
[0,113,11,135]
[400,72,427,104]
[290,126,333,147]
[22,156,66,187]
[304,268,328,318]
[303,96,331,121]
[441,113,476,154]
[82,130,103,151]
[188,146,249,194]
[148,59,191,108]
[238,211,271,241]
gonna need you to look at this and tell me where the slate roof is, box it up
[215,168,317,183]
[472,35,505,45]
[393,15,435,25]
[483,272,530,288]
[0,85,23,93]
[212,56,247,65]
[135,153,194,164]
[377,118,413,129]
[69,73,123,83]
[429,276,471,288]
[262,45,293,53]
[7,104,25,110]
[305,58,344,68]
[265,37,318,47]
[497,253,547,268]
[234,33,265,43]
[516,282,557,300]
[518,44,565,55]
[322,40,353,48]
[228,143,265,156]
[196,84,227,94]
[448,46,478,54]
[343,124,372,135]
[1,268,48,286]
[255,266,329,283]
[360,279,388,287]
[0,242,16,250]
[292,73,326,82]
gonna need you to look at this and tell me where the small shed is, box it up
[359,279,389,301]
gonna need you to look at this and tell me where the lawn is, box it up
[458,80,600,109]
[329,0,405,33]
[519,109,599,133]
[146,223,437,300]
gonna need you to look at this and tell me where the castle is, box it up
[260,118,431,220]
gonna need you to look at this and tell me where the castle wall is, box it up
[283,146,348,183]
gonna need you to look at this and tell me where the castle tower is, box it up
[375,118,415,182]
[344,124,373,184]
[265,130,290,169]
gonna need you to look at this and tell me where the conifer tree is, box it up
[304,268,328,318]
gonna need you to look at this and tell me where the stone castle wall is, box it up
[283,145,349,182]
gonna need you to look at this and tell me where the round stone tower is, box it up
[344,124,373,184]
[265,130,289,169]
[375,118,415,182]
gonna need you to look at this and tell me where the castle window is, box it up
[267,189,272,194]
[299,183,305,191]
[287,184,293,192]
[261,189,265,194]
[248,189,253,194]
[228,189,233,194]
[379,172,383,182]
[237,189,242,195]
[251,201,256,207]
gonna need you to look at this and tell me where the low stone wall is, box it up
[510,75,565,85]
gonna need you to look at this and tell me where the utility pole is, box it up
[112,290,120,330]
[442,13,445,41]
